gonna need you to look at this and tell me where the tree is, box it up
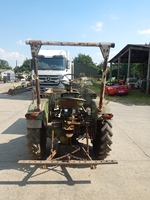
[20,59,31,73]
[131,63,147,78]
[73,53,97,68]
[96,61,103,78]
[0,59,12,70]
[14,58,31,73]
[108,62,148,81]
[14,66,22,73]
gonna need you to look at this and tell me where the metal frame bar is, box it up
[26,40,115,48]
[26,40,115,111]
[18,160,118,165]
[146,50,150,94]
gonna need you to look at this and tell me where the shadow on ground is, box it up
[0,130,93,186]
[2,118,26,135]
[0,90,33,101]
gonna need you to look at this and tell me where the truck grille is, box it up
[39,75,62,87]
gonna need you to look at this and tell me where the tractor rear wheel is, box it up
[26,127,47,160]
[93,120,113,159]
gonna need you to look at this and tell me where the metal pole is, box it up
[117,58,120,81]
[33,57,41,110]
[146,50,150,94]
[127,47,131,78]
[99,59,107,111]
[109,62,112,80]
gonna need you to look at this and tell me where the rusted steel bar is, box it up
[33,57,41,110]
[146,50,150,94]
[18,160,118,165]
[51,130,54,152]
[26,40,115,48]
[99,59,107,111]
[85,123,89,154]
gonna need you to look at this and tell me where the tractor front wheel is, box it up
[93,120,113,160]
[26,127,47,160]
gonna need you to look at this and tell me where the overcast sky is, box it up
[0,0,150,68]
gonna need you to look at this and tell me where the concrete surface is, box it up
[0,89,150,200]
[0,82,21,93]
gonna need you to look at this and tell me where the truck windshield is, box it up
[38,57,66,70]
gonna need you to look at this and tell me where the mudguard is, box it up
[26,98,49,128]
[90,99,112,120]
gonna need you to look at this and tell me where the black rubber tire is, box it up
[26,127,47,160]
[93,120,113,160]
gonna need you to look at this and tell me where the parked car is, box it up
[105,82,129,95]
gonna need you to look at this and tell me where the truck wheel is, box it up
[26,127,47,160]
[93,120,113,160]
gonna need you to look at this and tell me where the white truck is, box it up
[32,49,72,93]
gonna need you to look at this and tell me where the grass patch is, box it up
[105,91,150,105]
[84,79,150,105]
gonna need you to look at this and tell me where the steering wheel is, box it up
[61,73,81,91]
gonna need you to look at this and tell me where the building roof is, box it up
[0,69,14,73]
[109,44,150,63]
[0,69,7,72]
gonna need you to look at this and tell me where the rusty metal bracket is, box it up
[29,41,41,57]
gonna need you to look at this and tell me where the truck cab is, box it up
[32,49,72,94]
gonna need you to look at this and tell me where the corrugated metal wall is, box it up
[74,63,98,78]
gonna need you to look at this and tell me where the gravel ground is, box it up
[0,89,150,200]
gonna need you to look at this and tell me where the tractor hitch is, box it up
[18,159,118,169]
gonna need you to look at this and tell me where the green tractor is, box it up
[19,40,117,168]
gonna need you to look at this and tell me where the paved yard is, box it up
[0,90,150,200]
